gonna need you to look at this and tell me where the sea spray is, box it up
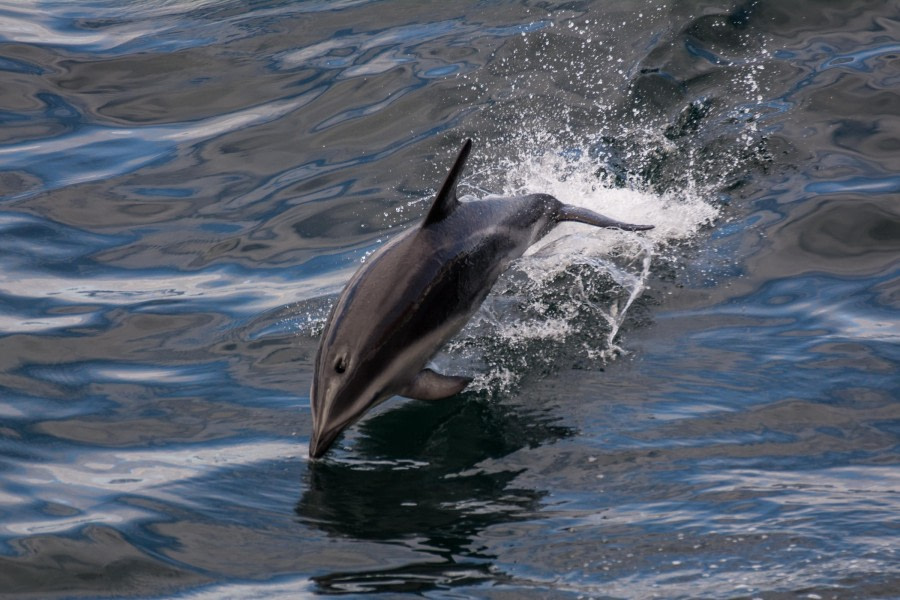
[434,130,721,394]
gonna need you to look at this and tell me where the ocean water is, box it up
[0,1,898,598]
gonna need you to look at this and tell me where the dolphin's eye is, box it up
[334,356,347,374]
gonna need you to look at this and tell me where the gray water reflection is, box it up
[297,396,571,593]
[1,0,899,598]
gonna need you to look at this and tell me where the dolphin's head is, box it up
[306,234,419,460]
[309,334,386,458]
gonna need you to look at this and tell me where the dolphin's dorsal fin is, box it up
[423,138,472,227]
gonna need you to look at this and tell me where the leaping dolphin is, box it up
[309,139,653,458]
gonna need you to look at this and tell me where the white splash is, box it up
[442,130,720,392]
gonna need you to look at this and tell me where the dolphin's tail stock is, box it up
[556,204,654,232]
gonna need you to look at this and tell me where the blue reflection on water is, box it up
[806,175,900,194]
[0,1,898,597]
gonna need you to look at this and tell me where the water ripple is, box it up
[0,93,320,200]
[0,439,302,537]
[1,1,899,597]
[275,19,547,79]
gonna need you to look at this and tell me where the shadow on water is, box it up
[296,393,572,593]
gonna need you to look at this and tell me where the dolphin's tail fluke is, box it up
[556,204,654,231]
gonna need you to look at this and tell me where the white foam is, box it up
[495,133,719,251]
[441,131,720,390]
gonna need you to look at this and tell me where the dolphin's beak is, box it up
[309,423,342,459]
[310,395,363,458]
[309,377,340,459]
[309,378,378,459]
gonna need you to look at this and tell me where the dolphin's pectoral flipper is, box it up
[399,368,472,400]
[557,204,654,231]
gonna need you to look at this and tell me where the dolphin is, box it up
[309,139,653,458]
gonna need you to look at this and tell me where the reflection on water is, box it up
[1,0,899,598]
[298,397,564,593]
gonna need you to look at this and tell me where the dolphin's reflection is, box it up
[296,393,572,594]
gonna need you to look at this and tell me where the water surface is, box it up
[0,1,898,598]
